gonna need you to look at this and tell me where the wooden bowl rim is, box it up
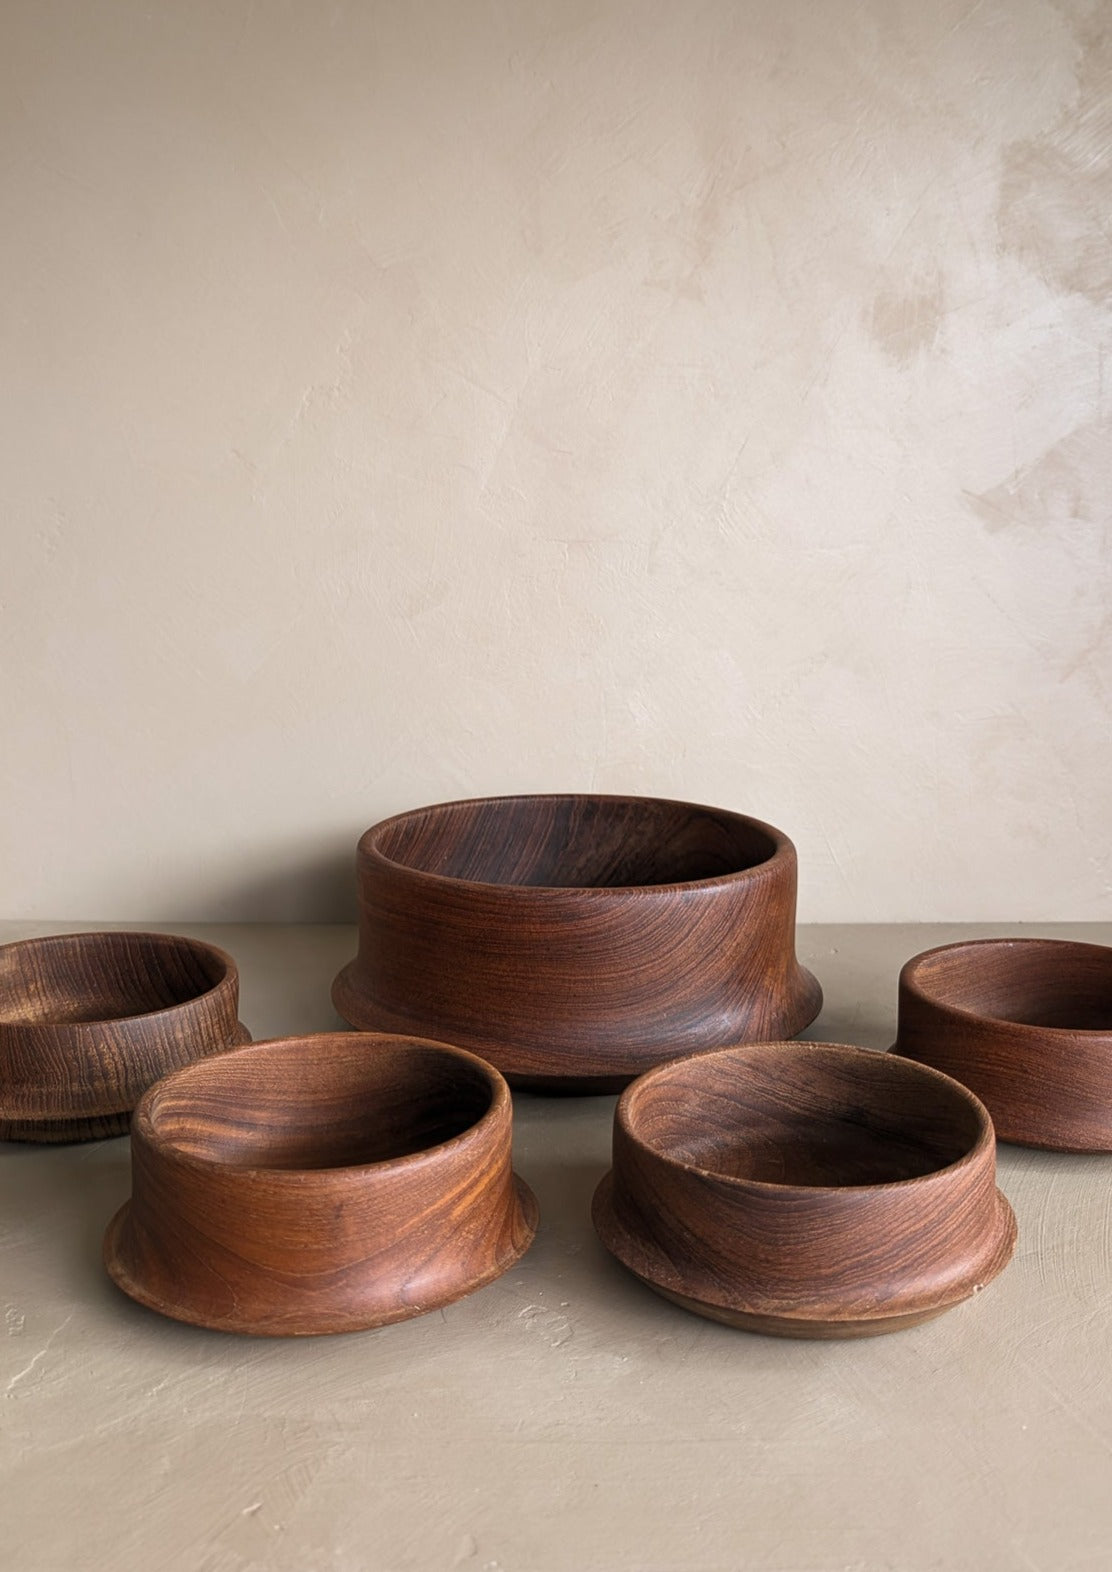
[900,936,1112,1039]
[132,1031,513,1183]
[0,929,238,1031]
[615,1041,996,1196]
[359,792,795,895]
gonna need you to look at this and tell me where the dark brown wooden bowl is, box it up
[593,1041,1016,1337]
[332,794,822,1092]
[0,931,250,1143]
[104,1032,538,1335]
[892,938,1112,1152]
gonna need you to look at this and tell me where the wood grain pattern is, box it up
[333,794,822,1091]
[892,937,1112,1152]
[0,931,249,1143]
[593,1041,1016,1337]
[104,1032,538,1335]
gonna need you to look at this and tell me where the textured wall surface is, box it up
[2,0,1109,922]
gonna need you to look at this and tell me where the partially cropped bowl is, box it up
[593,1041,1016,1337]
[0,931,250,1142]
[892,937,1112,1152]
[332,794,822,1092]
[104,1032,538,1335]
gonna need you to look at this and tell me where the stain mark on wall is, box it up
[997,15,1112,303]
[870,276,945,365]
[964,416,1109,532]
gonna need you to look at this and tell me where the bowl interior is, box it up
[911,941,1112,1031]
[147,1039,495,1170]
[625,1047,983,1187]
[0,932,227,1027]
[373,796,776,888]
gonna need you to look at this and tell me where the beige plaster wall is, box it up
[1,0,1109,922]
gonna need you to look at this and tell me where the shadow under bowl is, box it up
[332,793,821,1092]
[0,931,250,1143]
[103,1032,538,1335]
[891,937,1112,1152]
[593,1041,1016,1338]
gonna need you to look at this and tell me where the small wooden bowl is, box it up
[892,938,1112,1152]
[104,1033,538,1335]
[0,931,250,1143]
[593,1041,1016,1337]
[332,794,822,1092]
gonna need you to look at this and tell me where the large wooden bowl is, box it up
[104,1032,538,1335]
[0,931,250,1143]
[332,794,822,1091]
[593,1041,1016,1337]
[892,938,1112,1152]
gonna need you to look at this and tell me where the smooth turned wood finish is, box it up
[332,794,822,1092]
[104,1032,538,1336]
[892,938,1112,1152]
[593,1041,1016,1337]
[0,931,250,1143]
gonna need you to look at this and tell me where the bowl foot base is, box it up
[104,1174,540,1337]
[333,967,824,1094]
[0,1023,252,1145]
[645,1280,961,1339]
[0,1110,132,1144]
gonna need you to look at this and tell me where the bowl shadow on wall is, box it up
[792,940,894,1053]
[223,844,359,924]
[796,1002,893,1054]
[202,843,360,1037]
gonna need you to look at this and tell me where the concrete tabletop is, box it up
[2,921,1110,1572]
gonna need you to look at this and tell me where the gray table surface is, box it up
[1,921,1110,1572]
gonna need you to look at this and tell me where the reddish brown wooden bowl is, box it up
[104,1032,538,1335]
[892,938,1112,1152]
[332,794,822,1092]
[593,1041,1016,1337]
[0,931,250,1143]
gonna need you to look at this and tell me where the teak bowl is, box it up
[104,1032,538,1336]
[0,931,250,1143]
[332,794,822,1092]
[593,1041,1016,1337]
[892,938,1112,1152]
